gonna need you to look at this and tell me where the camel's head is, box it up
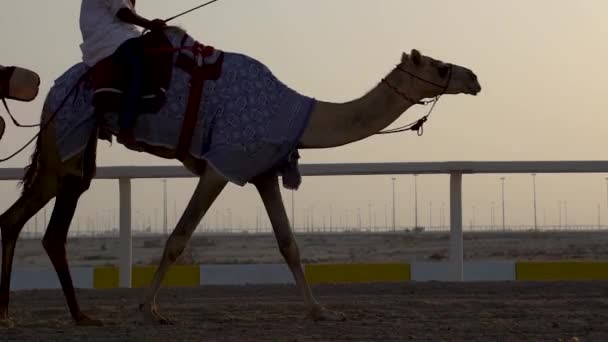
[0,65,39,141]
[399,49,481,97]
[0,65,40,103]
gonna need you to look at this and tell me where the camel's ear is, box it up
[411,49,422,66]
[401,52,409,63]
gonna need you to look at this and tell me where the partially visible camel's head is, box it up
[399,49,481,97]
[0,65,40,102]
[0,65,40,140]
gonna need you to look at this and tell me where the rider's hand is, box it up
[147,19,167,31]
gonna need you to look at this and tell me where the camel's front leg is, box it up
[140,168,227,324]
[0,176,56,327]
[253,175,345,321]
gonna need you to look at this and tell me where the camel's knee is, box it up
[279,239,301,265]
[0,181,57,235]
[276,230,296,255]
[164,235,189,263]
[42,238,66,255]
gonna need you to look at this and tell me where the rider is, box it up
[79,0,166,145]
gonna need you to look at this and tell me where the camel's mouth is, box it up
[468,83,482,96]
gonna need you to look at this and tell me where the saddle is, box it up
[173,36,224,161]
[90,31,174,114]
[90,30,225,161]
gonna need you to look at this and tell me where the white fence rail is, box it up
[3,160,608,287]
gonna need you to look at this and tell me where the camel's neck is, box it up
[300,68,428,148]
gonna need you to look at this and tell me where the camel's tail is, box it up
[20,129,42,194]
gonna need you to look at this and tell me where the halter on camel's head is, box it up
[0,65,41,140]
[397,49,481,97]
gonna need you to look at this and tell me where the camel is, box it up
[0,65,40,140]
[0,26,481,327]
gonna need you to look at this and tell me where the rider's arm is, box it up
[107,0,163,31]
[116,7,155,30]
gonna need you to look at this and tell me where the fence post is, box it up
[119,178,132,288]
[449,172,464,281]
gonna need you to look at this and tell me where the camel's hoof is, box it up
[145,311,176,325]
[75,314,103,327]
[310,306,346,322]
[138,304,176,325]
[0,318,15,328]
[156,314,175,326]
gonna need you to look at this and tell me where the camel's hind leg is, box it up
[42,172,102,326]
[40,130,100,326]
[0,112,99,326]
[140,166,227,324]
[253,173,345,321]
[0,171,58,324]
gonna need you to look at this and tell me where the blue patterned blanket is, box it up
[45,30,315,189]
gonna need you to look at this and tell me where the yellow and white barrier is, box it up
[9,260,608,290]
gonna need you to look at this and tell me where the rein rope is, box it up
[376,64,453,136]
[2,98,40,128]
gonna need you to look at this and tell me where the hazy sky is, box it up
[1,1,608,232]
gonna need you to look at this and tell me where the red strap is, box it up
[175,68,206,161]
[173,35,223,161]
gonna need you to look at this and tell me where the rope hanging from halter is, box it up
[376,64,453,136]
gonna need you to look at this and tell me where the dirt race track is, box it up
[2,282,607,342]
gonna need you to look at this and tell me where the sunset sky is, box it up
[1,1,608,233]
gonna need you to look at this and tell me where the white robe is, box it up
[79,0,141,67]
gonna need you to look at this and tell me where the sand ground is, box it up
[4,231,608,341]
[2,282,605,341]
